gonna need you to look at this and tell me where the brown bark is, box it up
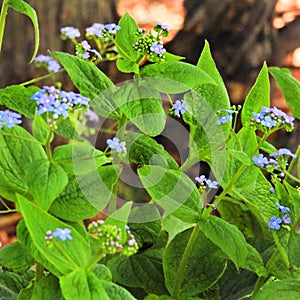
[0,0,118,87]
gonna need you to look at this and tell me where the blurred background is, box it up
[0,0,300,245]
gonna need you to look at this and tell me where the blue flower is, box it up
[195,175,207,184]
[85,23,105,36]
[282,214,291,224]
[217,115,232,124]
[275,202,290,214]
[0,110,22,129]
[268,216,282,230]
[150,42,166,56]
[252,154,268,167]
[156,22,169,30]
[261,116,277,128]
[269,187,275,194]
[206,179,219,189]
[107,137,126,153]
[52,228,72,241]
[172,100,189,116]
[60,26,80,39]
[271,148,296,159]
[34,54,60,72]
[53,101,69,118]
[104,23,121,34]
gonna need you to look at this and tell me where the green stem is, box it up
[35,263,44,282]
[19,69,65,86]
[0,0,9,53]
[45,131,53,160]
[85,250,106,272]
[172,225,200,299]
[283,169,300,184]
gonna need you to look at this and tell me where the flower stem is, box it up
[35,262,44,282]
[19,69,65,86]
[86,250,106,272]
[172,225,199,299]
[0,0,9,53]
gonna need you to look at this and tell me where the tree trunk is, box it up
[0,0,118,87]
[167,0,300,101]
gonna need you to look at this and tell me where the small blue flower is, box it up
[0,110,22,129]
[150,42,166,56]
[107,137,126,153]
[172,100,189,116]
[206,179,219,189]
[217,115,232,124]
[269,187,275,194]
[104,23,121,34]
[61,26,80,39]
[85,23,105,36]
[34,54,61,72]
[282,214,291,224]
[52,228,72,241]
[271,148,297,159]
[261,116,277,128]
[268,216,282,230]
[252,154,268,167]
[156,22,169,30]
[53,101,69,118]
[275,202,290,214]
[195,175,207,184]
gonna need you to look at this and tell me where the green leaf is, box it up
[53,142,110,175]
[197,40,230,107]
[107,249,168,295]
[253,280,300,299]
[124,133,178,170]
[17,219,61,277]
[50,165,122,221]
[60,269,90,300]
[199,216,248,268]
[25,159,68,211]
[257,137,278,154]
[269,66,300,119]
[221,127,259,192]
[115,81,166,136]
[140,62,215,93]
[54,118,82,141]
[116,59,139,73]
[0,85,38,118]
[0,126,46,201]
[33,114,52,144]
[115,12,140,62]
[92,264,112,282]
[0,269,34,299]
[163,227,227,297]
[31,274,64,300]
[51,52,115,101]
[7,0,39,62]
[241,62,270,126]
[228,148,252,165]
[239,172,278,224]
[18,195,91,274]
[100,280,137,299]
[164,52,185,62]
[161,214,194,245]
[138,165,202,223]
[87,272,110,300]
[0,241,34,273]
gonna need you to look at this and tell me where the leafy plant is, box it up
[1,3,300,299]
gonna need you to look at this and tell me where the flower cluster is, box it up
[195,175,219,192]
[251,106,294,132]
[31,86,90,126]
[133,22,169,62]
[0,110,22,130]
[34,54,61,73]
[106,137,126,154]
[268,202,292,230]
[216,108,238,125]
[75,40,101,61]
[252,148,297,174]
[170,99,189,117]
[60,26,81,39]
[45,228,72,245]
[88,220,138,256]
[85,23,121,40]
